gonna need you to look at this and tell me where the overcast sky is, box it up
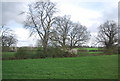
[1,0,119,47]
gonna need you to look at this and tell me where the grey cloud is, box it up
[89,3,118,33]
[101,5,118,22]
[1,2,27,25]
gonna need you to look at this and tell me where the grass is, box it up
[3,55,118,79]
[76,48,100,50]
[88,52,103,54]
[76,48,104,55]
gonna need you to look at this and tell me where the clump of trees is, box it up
[13,1,91,59]
[23,1,90,56]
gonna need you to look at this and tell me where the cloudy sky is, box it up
[1,0,119,47]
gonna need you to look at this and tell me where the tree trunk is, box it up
[43,41,47,52]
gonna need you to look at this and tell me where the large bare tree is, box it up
[50,15,90,48]
[97,20,118,49]
[24,1,57,52]
[50,15,72,48]
[69,23,90,48]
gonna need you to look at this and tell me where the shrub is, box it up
[47,47,65,58]
[34,47,64,58]
[15,47,34,59]
[104,47,118,55]
[46,47,79,58]
[14,47,79,59]
[2,46,11,52]
[35,47,79,58]
[34,48,46,58]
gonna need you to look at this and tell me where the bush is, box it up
[34,47,64,58]
[35,47,79,58]
[14,47,79,60]
[2,46,11,52]
[47,47,65,58]
[104,47,118,55]
[62,51,78,57]
[15,47,34,59]
[34,48,46,58]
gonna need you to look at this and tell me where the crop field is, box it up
[3,55,118,79]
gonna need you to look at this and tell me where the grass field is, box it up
[76,48,104,55]
[76,48,102,50]
[3,55,118,79]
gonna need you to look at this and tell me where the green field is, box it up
[76,48,104,55]
[3,55,118,79]
[76,48,102,50]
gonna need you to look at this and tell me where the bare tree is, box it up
[0,25,17,47]
[97,20,118,49]
[50,16,90,49]
[24,1,57,52]
[50,15,72,48]
[0,25,13,37]
[69,23,90,48]
[2,35,17,47]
